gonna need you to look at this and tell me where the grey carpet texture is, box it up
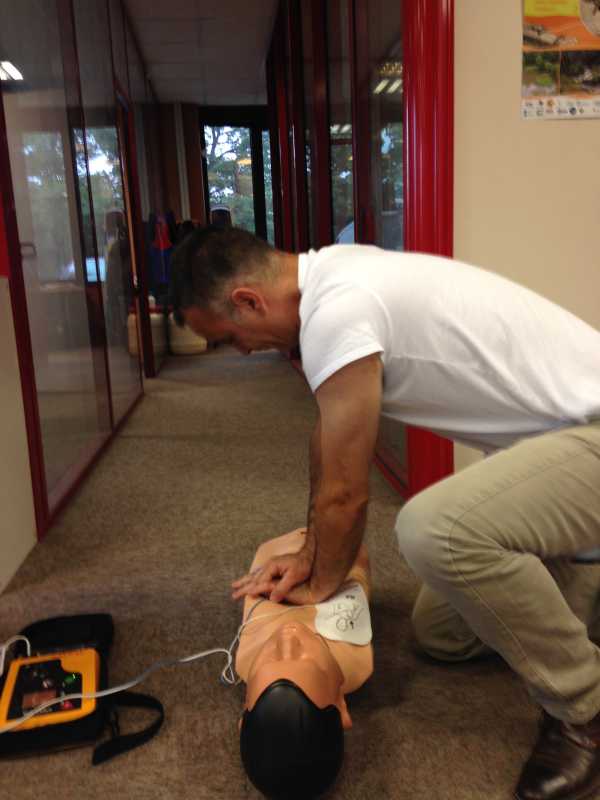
[0,349,540,799]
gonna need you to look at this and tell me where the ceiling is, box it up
[124,0,277,105]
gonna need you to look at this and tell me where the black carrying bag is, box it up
[0,614,164,765]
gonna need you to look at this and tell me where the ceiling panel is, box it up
[124,0,277,105]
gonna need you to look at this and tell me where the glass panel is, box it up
[1,0,108,501]
[204,126,255,232]
[368,0,407,481]
[73,0,142,424]
[327,0,354,243]
[369,0,404,251]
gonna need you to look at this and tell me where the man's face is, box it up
[183,303,296,356]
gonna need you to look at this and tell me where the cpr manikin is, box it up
[235,529,374,799]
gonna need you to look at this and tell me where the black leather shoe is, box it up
[515,711,600,800]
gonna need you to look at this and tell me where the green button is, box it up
[64,673,77,685]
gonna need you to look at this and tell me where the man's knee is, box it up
[394,493,448,579]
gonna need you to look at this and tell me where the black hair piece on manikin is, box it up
[240,679,344,800]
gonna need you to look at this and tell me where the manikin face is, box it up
[243,622,352,729]
[183,286,299,356]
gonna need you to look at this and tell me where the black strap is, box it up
[92,691,164,766]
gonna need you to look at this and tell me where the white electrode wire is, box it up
[0,601,314,734]
[0,637,31,678]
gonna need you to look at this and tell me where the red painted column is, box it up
[404,0,455,496]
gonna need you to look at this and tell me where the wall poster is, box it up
[522,0,600,119]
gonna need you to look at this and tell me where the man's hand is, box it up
[231,547,314,603]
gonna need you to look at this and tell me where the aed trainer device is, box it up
[0,649,99,731]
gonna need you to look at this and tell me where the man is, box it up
[171,225,600,800]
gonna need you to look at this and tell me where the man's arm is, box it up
[301,352,382,601]
[231,352,382,603]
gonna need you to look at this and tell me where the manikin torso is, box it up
[235,530,374,693]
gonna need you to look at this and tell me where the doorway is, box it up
[200,109,272,243]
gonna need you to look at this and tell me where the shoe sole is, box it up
[514,772,600,800]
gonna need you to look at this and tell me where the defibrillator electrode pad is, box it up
[314,581,372,645]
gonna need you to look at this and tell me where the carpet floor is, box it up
[0,349,540,799]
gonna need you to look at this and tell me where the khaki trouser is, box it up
[395,421,600,724]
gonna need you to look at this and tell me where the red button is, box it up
[61,701,74,710]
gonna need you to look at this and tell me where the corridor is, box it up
[1,351,538,799]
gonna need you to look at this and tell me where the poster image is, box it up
[522,0,600,119]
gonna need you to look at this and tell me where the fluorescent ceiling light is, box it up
[0,61,23,81]
[374,79,389,94]
[340,124,351,134]
[387,78,403,93]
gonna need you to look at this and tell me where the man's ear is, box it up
[230,287,265,314]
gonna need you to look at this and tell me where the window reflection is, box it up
[327,0,354,243]
[78,127,124,282]
[23,132,77,281]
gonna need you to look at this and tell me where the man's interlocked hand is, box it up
[231,547,314,604]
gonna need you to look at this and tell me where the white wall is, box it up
[453,1,600,471]
[0,278,37,591]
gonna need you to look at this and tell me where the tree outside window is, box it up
[204,126,255,232]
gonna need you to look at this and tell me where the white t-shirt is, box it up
[298,245,600,452]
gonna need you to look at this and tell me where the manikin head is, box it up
[170,226,301,356]
[240,621,352,799]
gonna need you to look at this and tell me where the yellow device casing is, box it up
[0,648,99,731]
